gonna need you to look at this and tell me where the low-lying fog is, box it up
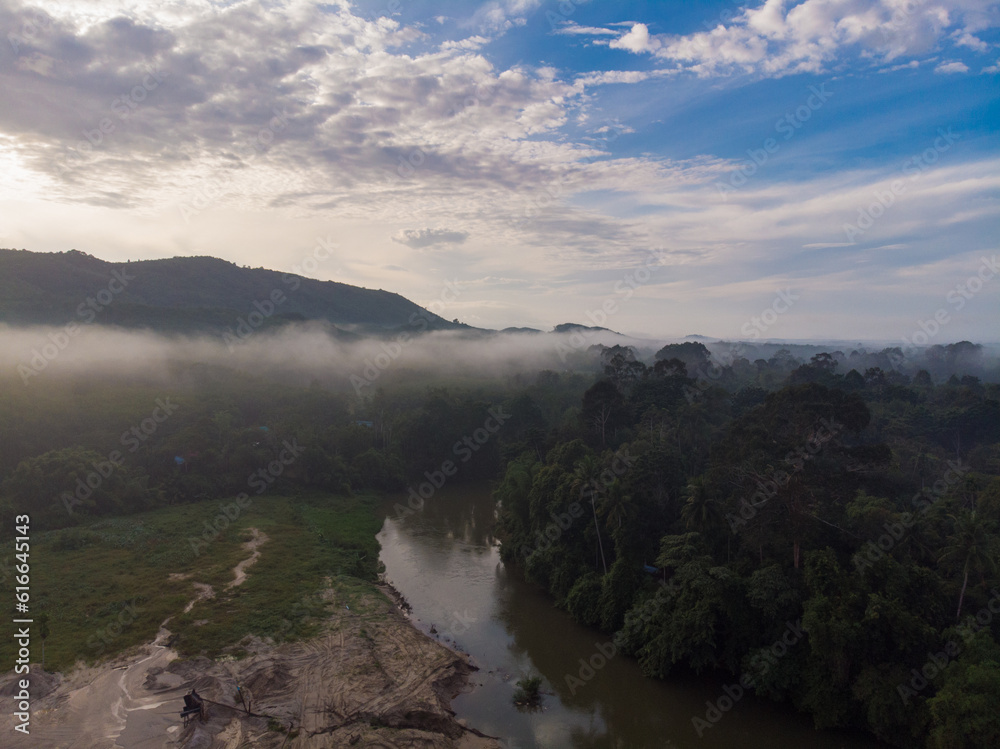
[3,322,998,392]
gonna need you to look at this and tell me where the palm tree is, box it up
[571,456,607,575]
[599,484,637,556]
[599,483,633,532]
[680,479,722,534]
[681,479,729,561]
[938,511,996,621]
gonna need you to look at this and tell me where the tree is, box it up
[938,511,997,621]
[571,456,607,575]
[654,342,711,375]
[680,479,723,536]
[927,632,1000,748]
[581,380,623,447]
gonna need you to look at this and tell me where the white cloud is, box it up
[0,0,996,340]
[982,58,1000,72]
[576,68,677,86]
[594,124,635,134]
[879,59,922,72]
[954,30,989,51]
[609,0,1000,77]
[554,22,619,36]
[935,60,971,73]
[392,228,470,248]
[609,22,660,54]
[469,0,542,34]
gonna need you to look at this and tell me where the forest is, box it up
[1,338,998,747]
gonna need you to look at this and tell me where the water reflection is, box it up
[378,483,887,749]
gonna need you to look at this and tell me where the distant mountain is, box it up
[0,249,468,335]
[552,322,619,335]
[501,327,543,335]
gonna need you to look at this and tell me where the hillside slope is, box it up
[0,248,466,335]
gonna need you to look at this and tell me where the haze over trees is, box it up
[1,256,998,747]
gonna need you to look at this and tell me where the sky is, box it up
[0,0,998,343]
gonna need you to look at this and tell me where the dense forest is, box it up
[2,338,998,747]
[497,341,1000,749]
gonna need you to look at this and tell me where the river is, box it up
[377,482,889,749]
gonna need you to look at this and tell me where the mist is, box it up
[4,323,998,394]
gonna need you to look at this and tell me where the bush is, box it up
[512,675,542,707]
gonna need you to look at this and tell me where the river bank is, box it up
[379,481,892,749]
[0,529,500,748]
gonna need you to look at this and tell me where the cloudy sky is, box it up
[1,0,998,341]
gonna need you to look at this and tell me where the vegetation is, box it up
[512,675,543,708]
[0,493,382,672]
[0,247,463,334]
[497,343,1000,749]
[2,330,998,748]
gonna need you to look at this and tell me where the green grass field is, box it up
[3,493,384,673]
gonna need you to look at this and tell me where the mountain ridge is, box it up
[0,248,469,336]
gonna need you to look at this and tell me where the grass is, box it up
[1,492,384,673]
[513,675,543,707]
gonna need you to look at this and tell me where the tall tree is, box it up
[571,455,608,575]
[939,511,997,621]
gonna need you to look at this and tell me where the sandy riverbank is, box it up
[0,529,500,748]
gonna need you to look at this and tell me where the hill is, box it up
[0,248,467,335]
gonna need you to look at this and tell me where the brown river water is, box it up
[377,482,890,749]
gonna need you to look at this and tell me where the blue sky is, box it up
[0,0,997,341]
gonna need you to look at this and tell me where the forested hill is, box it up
[0,248,468,335]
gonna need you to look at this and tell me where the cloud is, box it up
[576,69,677,86]
[609,23,660,54]
[392,228,471,248]
[554,22,619,36]
[954,31,989,51]
[594,123,636,134]
[0,0,996,341]
[608,1,1000,77]
[470,0,542,34]
[984,59,1000,73]
[935,60,970,73]
[0,0,589,215]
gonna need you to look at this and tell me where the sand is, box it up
[0,529,501,749]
